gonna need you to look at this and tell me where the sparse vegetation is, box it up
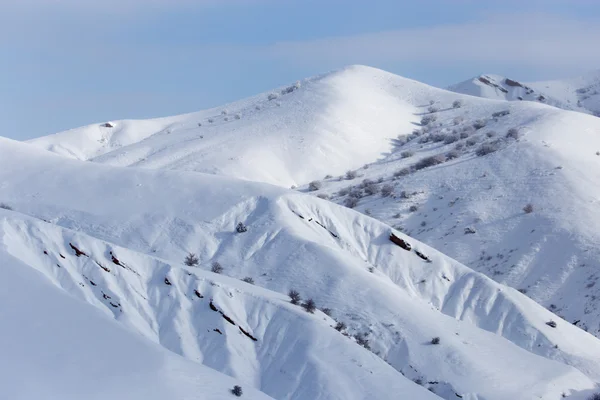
[268,93,278,101]
[316,193,329,200]
[334,321,347,331]
[308,180,322,191]
[546,320,557,328]
[184,252,199,267]
[394,168,411,177]
[231,385,243,397]
[452,99,463,109]
[466,137,479,147]
[421,115,437,126]
[345,170,357,180]
[401,150,414,158]
[453,116,465,125]
[344,197,359,208]
[587,393,600,400]
[464,227,476,234]
[211,261,224,274]
[236,222,248,233]
[523,203,534,214]
[289,289,301,305]
[445,150,460,160]
[354,333,370,349]
[0,203,13,210]
[431,337,440,345]
[321,307,332,316]
[473,119,487,130]
[492,110,510,118]
[415,154,446,170]
[242,277,255,284]
[428,106,439,113]
[381,184,394,197]
[506,127,520,139]
[476,141,502,156]
[302,298,317,313]
[409,205,418,212]
[443,134,459,144]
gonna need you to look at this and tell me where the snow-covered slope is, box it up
[449,71,600,116]
[0,248,276,400]
[29,66,426,187]
[2,137,600,399]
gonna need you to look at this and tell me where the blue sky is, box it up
[2,0,600,140]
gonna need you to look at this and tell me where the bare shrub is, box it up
[459,131,470,139]
[421,115,437,126]
[334,321,347,331]
[302,298,317,313]
[394,168,411,177]
[444,134,459,144]
[454,142,465,151]
[466,137,479,147]
[409,205,418,212]
[523,203,534,214]
[308,180,322,191]
[452,99,463,108]
[344,197,359,208]
[453,116,465,125]
[381,184,394,197]
[428,106,439,113]
[431,337,441,345]
[316,193,329,200]
[506,128,520,139]
[445,150,460,160]
[415,154,446,170]
[288,289,301,305]
[232,385,243,397]
[337,187,350,196]
[473,119,487,130]
[354,333,370,349]
[242,277,255,284]
[211,262,223,274]
[184,253,199,267]
[401,150,414,158]
[345,170,357,180]
[0,203,13,210]
[486,131,496,138]
[475,141,501,156]
[268,93,278,100]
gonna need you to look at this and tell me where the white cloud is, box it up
[263,13,600,72]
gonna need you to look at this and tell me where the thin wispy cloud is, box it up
[265,13,600,72]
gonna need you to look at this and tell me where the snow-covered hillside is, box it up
[2,136,600,399]
[29,66,426,187]
[30,65,600,342]
[449,71,600,116]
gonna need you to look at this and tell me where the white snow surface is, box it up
[7,65,600,399]
[449,71,600,116]
[2,136,600,399]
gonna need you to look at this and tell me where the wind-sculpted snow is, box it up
[1,137,599,399]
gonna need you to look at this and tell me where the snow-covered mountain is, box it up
[449,71,600,116]
[3,136,600,399]
[7,65,600,399]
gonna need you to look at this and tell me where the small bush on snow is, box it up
[523,203,534,214]
[354,333,370,349]
[475,141,502,156]
[466,137,479,147]
[421,115,437,126]
[211,261,224,274]
[443,134,459,144]
[236,222,248,233]
[321,307,332,316]
[486,131,496,138]
[546,320,557,328]
[267,93,278,101]
[431,337,441,345]
[381,184,394,197]
[334,321,347,331]
[308,180,322,191]
[316,193,329,200]
[453,116,465,125]
[337,187,350,196]
[415,154,446,170]
[184,252,199,267]
[394,168,411,177]
[344,197,359,208]
[459,131,470,139]
[473,119,487,130]
[0,203,13,210]
[363,183,379,196]
[288,289,301,305]
[221,109,228,115]
[452,99,463,108]
[401,150,414,158]
[302,298,317,314]
[506,128,520,139]
[445,150,460,160]
[345,170,357,180]
[231,385,243,397]
[242,277,254,284]
[428,106,439,113]
[409,205,418,212]
[454,142,465,151]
